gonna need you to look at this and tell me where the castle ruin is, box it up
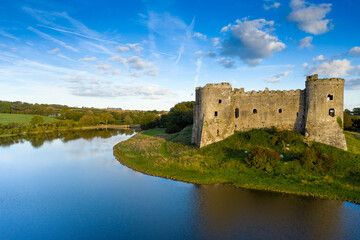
[191,74,347,150]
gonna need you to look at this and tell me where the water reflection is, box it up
[0,129,138,147]
[0,130,359,240]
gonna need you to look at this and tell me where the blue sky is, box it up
[0,0,359,110]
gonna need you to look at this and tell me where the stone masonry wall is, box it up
[192,75,347,150]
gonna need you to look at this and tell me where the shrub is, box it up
[298,147,335,172]
[166,124,181,134]
[245,146,281,172]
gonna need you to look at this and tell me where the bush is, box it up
[166,124,181,134]
[298,147,335,172]
[245,146,281,172]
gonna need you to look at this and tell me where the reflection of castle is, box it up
[192,74,347,150]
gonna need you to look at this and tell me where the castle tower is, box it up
[304,74,347,150]
[192,83,234,147]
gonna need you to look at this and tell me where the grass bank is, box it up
[114,126,360,203]
[0,113,57,124]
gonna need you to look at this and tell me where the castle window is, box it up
[297,112,299,117]
[215,111,218,117]
[235,108,239,118]
[217,129,220,135]
[253,109,257,114]
[329,109,335,117]
[327,94,333,101]
[279,109,282,113]
[219,99,222,104]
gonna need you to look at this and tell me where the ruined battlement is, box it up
[192,74,347,150]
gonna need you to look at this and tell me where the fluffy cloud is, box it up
[193,32,207,40]
[80,56,97,61]
[109,56,127,64]
[117,46,130,52]
[127,43,143,52]
[220,18,285,66]
[312,54,325,61]
[146,69,159,76]
[288,0,333,35]
[127,56,154,70]
[348,46,360,56]
[195,50,216,58]
[216,58,236,68]
[345,78,360,90]
[263,2,280,10]
[212,37,220,47]
[112,69,121,75]
[266,71,292,83]
[94,64,111,70]
[298,36,313,49]
[309,59,355,77]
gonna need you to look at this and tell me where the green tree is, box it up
[0,101,12,113]
[99,112,115,125]
[30,115,44,127]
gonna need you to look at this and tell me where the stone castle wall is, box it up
[192,74,347,150]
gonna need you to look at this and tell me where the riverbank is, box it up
[113,126,360,203]
[0,124,141,138]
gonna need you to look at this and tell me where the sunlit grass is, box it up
[114,126,360,202]
[0,113,57,125]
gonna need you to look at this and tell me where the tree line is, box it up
[0,100,194,136]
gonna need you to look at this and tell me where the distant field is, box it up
[0,113,58,125]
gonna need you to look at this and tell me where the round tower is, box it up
[193,82,234,147]
[305,74,347,150]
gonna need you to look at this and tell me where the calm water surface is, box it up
[0,130,359,240]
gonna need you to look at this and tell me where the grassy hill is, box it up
[0,113,57,125]
[114,126,360,203]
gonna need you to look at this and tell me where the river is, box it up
[0,129,359,240]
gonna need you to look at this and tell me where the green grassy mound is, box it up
[0,113,57,124]
[113,126,360,203]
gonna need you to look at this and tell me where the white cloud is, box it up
[216,58,236,68]
[312,54,325,61]
[127,43,143,52]
[266,71,292,83]
[263,2,281,10]
[146,69,159,76]
[57,53,76,62]
[193,32,207,40]
[0,29,19,41]
[127,56,154,70]
[345,78,360,90]
[79,56,97,61]
[288,0,333,35]
[27,26,79,52]
[298,36,313,49]
[348,46,360,56]
[220,18,285,66]
[112,69,121,75]
[94,64,111,70]
[47,48,60,54]
[220,24,231,33]
[302,62,308,67]
[194,58,202,87]
[131,72,142,78]
[309,59,355,77]
[195,50,216,58]
[109,56,127,64]
[117,46,130,52]
[212,37,220,47]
